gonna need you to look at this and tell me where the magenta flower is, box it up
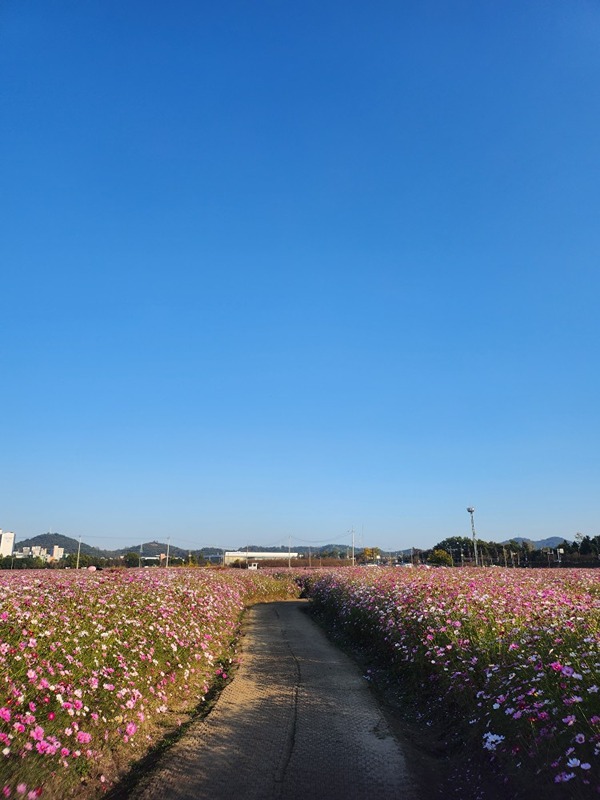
[30,726,44,742]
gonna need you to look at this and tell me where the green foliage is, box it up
[123,551,141,567]
[428,549,453,567]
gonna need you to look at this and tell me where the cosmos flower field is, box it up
[302,567,600,796]
[0,568,299,799]
[2,565,599,798]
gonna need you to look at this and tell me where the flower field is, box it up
[302,567,600,796]
[0,567,299,799]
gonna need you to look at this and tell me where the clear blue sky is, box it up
[2,1,599,553]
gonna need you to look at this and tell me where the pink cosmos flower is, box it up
[30,726,45,742]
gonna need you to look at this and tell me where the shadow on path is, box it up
[129,600,417,800]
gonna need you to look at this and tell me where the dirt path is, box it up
[130,600,417,800]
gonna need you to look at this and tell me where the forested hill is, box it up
[14,533,112,558]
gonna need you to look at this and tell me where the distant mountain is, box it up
[13,534,219,561]
[233,544,353,556]
[112,540,189,559]
[501,536,569,550]
[14,533,113,558]
[14,533,575,560]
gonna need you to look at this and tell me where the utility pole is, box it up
[76,536,81,570]
[139,543,143,568]
[350,528,355,566]
[165,536,170,568]
[467,507,478,566]
[288,537,291,569]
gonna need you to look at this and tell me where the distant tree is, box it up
[428,549,453,567]
[578,536,594,556]
[63,552,93,569]
[361,547,381,563]
[123,552,140,567]
[557,538,576,555]
[432,536,472,564]
[528,547,545,565]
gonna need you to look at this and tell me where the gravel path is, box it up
[130,600,417,800]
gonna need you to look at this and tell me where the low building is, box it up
[224,550,299,566]
[11,544,65,563]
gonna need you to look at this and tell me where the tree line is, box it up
[426,534,600,567]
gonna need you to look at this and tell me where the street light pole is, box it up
[467,507,479,567]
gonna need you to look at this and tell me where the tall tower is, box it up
[0,531,15,558]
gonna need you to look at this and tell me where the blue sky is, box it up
[2,1,599,553]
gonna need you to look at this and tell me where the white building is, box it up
[0,531,15,558]
[224,550,299,566]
